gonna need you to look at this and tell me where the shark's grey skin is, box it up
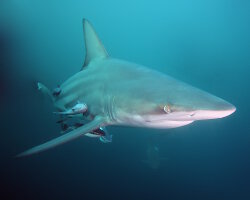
[17,19,236,157]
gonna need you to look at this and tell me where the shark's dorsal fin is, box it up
[82,19,108,69]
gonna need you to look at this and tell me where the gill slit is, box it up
[105,95,117,123]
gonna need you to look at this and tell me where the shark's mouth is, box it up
[190,109,236,120]
[143,111,194,122]
[143,119,194,128]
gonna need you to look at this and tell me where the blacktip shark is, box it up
[17,19,236,157]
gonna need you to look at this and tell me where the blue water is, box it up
[1,0,250,199]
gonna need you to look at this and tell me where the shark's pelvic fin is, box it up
[16,116,105,157]
[37,82,54,102]
[82,19,108,69]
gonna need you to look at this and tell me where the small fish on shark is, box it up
[17,19,236,157]
[53,102,88,115]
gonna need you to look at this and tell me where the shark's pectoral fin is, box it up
[16,116,106,157]
[81,19,108,69]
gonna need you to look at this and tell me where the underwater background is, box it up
[1,0,250,199]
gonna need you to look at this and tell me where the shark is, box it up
[17,19,236,157]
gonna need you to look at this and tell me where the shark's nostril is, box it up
[190,113,195,117]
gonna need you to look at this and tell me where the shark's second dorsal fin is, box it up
[82,19,108,69]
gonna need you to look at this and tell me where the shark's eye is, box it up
[164,105,171,114]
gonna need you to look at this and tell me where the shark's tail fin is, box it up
[37,82,54,102]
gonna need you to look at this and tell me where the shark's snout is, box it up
[168,85,237,121]
[192,101,236,120]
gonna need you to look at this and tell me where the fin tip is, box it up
[37,82,42,90]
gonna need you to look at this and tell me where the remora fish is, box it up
[17,19,236,157]
[53,102,88,115]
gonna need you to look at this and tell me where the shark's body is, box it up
[18,19,236,157]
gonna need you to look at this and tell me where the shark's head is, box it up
[155,86,236,121]
[115,74,236,129]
